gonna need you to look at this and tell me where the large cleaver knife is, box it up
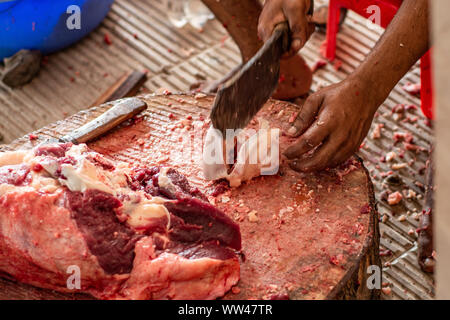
[210,22,291,135]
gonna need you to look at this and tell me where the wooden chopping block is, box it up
[0,94,380,300]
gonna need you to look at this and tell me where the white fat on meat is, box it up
[202,119,280,187]
[0,149,59,196]
[29,174,59,194]
[157,167,178,194]
[59,145,171,230]
[0,150,29,167]
[125,195,171,230]
[0,144,171,231]
[36,144,129,195]
[228,121,280,187]
[60,161,116,194]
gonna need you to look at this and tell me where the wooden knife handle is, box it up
[90,71,148,107]
[60,97,147,144]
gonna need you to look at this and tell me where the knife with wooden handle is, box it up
[54,97,147,144]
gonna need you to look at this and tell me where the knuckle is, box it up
[304,132,320,146]
[294,138,307,151]
[294,119,305,130]
[285,0,305,11]
[290,23,303,34]
[257,24,267,38]
[300,138,312,149]
[309,93,322,105]
[294,117,308,130]
[303,101,318,115]
[317,111,330,123]
[332,109,347,124]
[301,103,313,114]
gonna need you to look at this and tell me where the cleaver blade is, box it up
[210,22,290,135]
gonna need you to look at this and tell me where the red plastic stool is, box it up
[325,0,433,119]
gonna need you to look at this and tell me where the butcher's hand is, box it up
[258,0,315,57]
[284,0,430,172]
[284,78,379,172]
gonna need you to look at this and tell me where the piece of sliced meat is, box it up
[0,143,241,300]
[129,166,208,201]
[65,189,142,275]
[0,164,31,186]
[159,168,207,201]
[34,143,72,158]
[202,120,280,187]
[165,198,242,251]
[117,237,239,300]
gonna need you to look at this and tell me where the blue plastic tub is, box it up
[0,0,114,59]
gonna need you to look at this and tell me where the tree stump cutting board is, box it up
[0,94,380,300]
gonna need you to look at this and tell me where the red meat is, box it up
[0,144,241,299]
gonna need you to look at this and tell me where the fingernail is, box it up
[292,39,302,51]
[288,127,297,136]
[289,160,303,172]
[282,148,292,158]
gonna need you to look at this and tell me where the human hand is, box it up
[283,78,381,172]
[258,0,315,57]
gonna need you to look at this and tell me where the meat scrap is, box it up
[103,33,112,45]
[393,132,414,144]
[311,59,327,72]
[333,60,343,71]
[404,142,426,153]
[385,151,397,162]
[402,83,421,95]
[391,163,407,170]
[382,287,392,295]
[391,104,405,114]
[371,123,384,139]
[202,120,280,187]
[319,40,329,59]
[360,203,371,214]
[406,104,418,111]
[387,191,403,205]
[0,143,241,300]
[0,164,31,186]
[248,210,259,222]
[379,249,392,257]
